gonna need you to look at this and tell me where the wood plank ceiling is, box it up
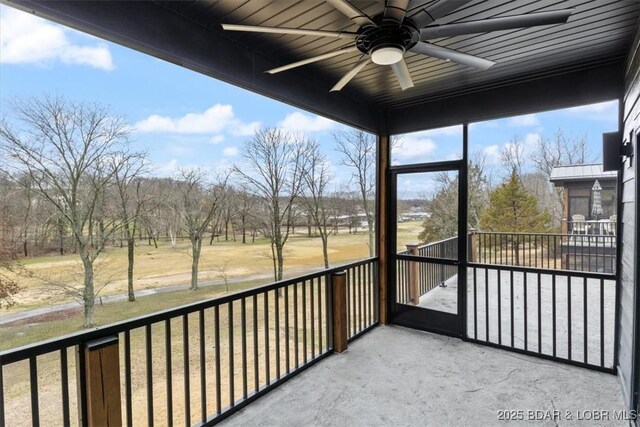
[158,0,639,109]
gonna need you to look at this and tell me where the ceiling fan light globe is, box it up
[371,46,404,65]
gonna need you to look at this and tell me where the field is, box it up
[0,222,422,426]
[1,221,424,350]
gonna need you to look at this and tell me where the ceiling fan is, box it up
[221,0,573,92]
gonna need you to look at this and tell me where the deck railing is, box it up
[472,231,617,274]
[467,263,616,372]
[0,258,378,427]
[565,219,616,236]
[396,237,458,304]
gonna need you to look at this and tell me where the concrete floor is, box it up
[220,326,625,426]
[413,268,616,368]
[418,275,458,313]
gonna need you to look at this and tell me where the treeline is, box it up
[419,132,593,243]
[0,174,370,257]
[0,96,377,326]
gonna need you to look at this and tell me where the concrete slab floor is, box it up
[220,325,626,426]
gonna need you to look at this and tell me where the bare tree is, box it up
[34,256,116,307]
[530,129,593,224]
[113,153,149,302]
[0,219,23,309]
[176,168,228,290]
[0,96,135,327]
[334,129,376,256]
[501,136,526,178]
[233,128,308,281]
[234,186,257,244]
[531,129,591,177]
[215,261,232,293]
[300,139,334,268]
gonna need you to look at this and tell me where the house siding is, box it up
[618,17,640,419]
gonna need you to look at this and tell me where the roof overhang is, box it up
[3,0,638,134]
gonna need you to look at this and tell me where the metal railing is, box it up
[473,231,617,274]
[0,258,378,426]
[396,237,458,304]
[565,219,616,236]
[467,263,616,372]
[345,260,379,340]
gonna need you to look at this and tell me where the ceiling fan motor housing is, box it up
[356,23,419,64]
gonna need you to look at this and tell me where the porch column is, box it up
[84,336,122,426]
[331,271,348,353]
[377,132,390,324]
[468,228,478,263]
[561,189,569,234]
[406,244,420,305]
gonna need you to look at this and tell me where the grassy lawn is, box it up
[1,223,413,426]
[2,222,422,350]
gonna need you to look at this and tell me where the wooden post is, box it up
[331,271,348,353]
[406,244,420,305]
[561,188,570,234]
[468,228,478,263]
[84,336,122,426]
[377,133,390,324]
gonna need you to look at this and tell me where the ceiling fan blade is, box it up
[390,59,414,90]
[408,0,474,29]
[383,0,410,24]
[331,56,371,92]
[326,0,376,27]
[267,46,360,74]
[221,24,358,39]
[410,42,494,70]
[420,9,573,39]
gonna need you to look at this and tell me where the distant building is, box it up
[550,164,617,234]
[550,164,617,273]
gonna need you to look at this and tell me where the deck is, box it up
[221,325,624,426]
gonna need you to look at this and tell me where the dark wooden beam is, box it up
[376,133,390,324]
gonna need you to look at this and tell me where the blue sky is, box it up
[0,5,619,197]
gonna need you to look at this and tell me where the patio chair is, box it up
[603,215,617,235]
[571,214,587,234]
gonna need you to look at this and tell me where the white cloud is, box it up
[524,132,541,146]
[151,158,233,178]
[392,134,437,161]
[482,144,501,164]
[210,135,225,144]
[223,147,238,157]
[507,114,538,127]
[564,100,618,120]
[134,104,260,135]
[0,5,114,70]
[153,159,179,177]
[278,112,336,133]
[230,121,260,136]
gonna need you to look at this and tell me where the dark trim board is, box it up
[386,60,625,134]
[0,1,629,136]
[633,128,640,424]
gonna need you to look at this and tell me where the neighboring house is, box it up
[550,164,618,272]
[550,164,617,234]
